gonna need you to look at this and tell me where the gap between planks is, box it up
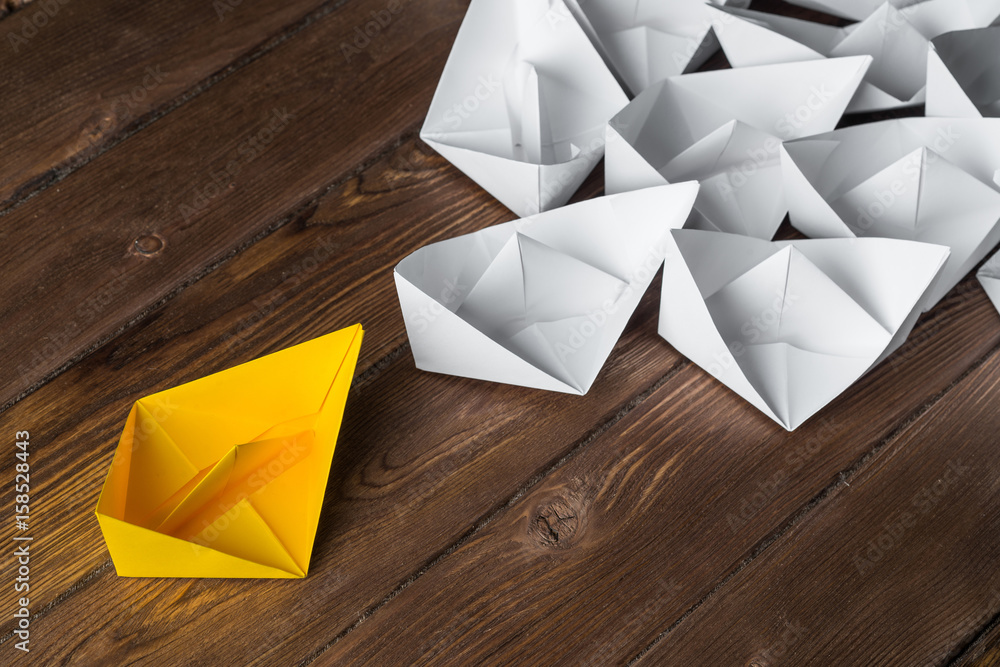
[0,0,354,217]
[626,339,1000,666]
[0,128,422,418]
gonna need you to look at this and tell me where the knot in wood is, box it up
[529,495,583,549]
[132,233,165,257]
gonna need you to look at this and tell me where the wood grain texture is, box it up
[637,347,1000,667]
[312,278,1000,667]
[0,0,336,209]
[4,0,1000,664]
[0,0,465,411]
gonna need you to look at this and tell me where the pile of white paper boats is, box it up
[396,0,1000,431]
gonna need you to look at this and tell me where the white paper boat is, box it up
[421,0,628,218]
[781,118,1000,311]
[978,250,1000,315]
[659,229,950,430]
[395,183,699,395]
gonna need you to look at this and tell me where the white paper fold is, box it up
[781,118,1000,311]
[659,229,950,430]
[420,0,628,219]
[978,250,1000,314]
[395,183,699,395]
[605,57,871,240]
[710,4,931,112]
[927,26,1000,118]
[563,0,750,96]
[780,0,1000,23]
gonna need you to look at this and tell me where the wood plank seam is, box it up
[296,359,694,666]
[0,0,354,217]
[0,125,422,418]
[627,336,1000,666]
[947,609,1000,666]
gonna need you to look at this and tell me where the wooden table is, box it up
[2,0,999,664]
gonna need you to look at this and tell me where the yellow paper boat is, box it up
[95,324,364,578]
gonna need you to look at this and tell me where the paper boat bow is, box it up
[95,325,363,578]
[659,230,949,430]
[395,183,698,394]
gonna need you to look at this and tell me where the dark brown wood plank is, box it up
[0,0,342,209]
[636,346,1000,666]
[0,0,464,411]
[294,278,1000,665]
[0,138,689,667]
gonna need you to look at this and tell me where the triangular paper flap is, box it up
[928,28,1000,117]
[903,0,1000,37]
[710,6,833,67]
[780,0,911,22]
[122,402,199,526]
[926,43,983,118]
[154,432,313,540]
[519,233,629,324]
[786,237,950,332]
[830,146,926,235]
[704,247,892,359]
[602,25,693,93]
[422,138,544,218]
[454,234,528,342]
[781,141,856,239]
[186,497,304,576]
[396,221,516,316]
[97,406,137,518]
[738,343,876,430]
[979,252,1000,313]
[664,56,871,140]
[140,328,355,467]
[846,80,924,113]
[604,124,670,196]
[696,166,786,240]
[783,118,1000,201]
[96,513,301,579]
[523,182,697,278]
[395,272,576,393]
[670,229,784,299]
[658,231,783,426]
[830,4,930,102]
